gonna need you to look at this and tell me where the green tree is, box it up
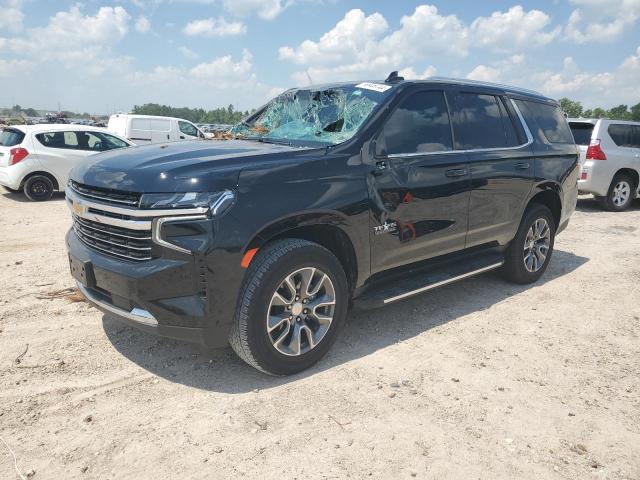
[630,102,640,121]
[12,104,22,113]
[607,104,630,120]
[559,98,583,117]
[23,108,38,117]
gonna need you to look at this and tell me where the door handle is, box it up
[515,162,530,170]
[180,135,185,139]
[445,168,467,177]
[167,134,170,140]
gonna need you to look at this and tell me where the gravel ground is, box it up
[0,190,639,480]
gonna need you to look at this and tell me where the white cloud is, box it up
[189,49,254,86]
[398,66,437,80]
[280,6,468,84]
[178,46,199,60]
[0,0,24,33]
[0,58,34,78]
[470,6,560,51]
[279,5,565,85]
[1,5,130,59]
[183,17,246,37]
[222,0,290,20]
[466,65,501,82]
[564,0,640,43]
[135,15,151,33]
[464,48,640,107]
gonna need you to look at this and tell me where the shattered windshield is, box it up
[230,85,391,146]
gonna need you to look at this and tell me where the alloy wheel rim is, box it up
[523,218,551,273]
[266,267,336,356]
[612,181,630,207]
[31,181,49,198]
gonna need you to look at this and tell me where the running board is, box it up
[353,252,504,310]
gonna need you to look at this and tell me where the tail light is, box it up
[586,139,606,160]
[9,147,29,165]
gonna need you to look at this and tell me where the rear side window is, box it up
[453,93,520,149]
[608,124,640,148]
[569,122,594,145]
[0,129,25,146]
[36,131,80,149]
[378,90,453,155]
[515,100,574,144]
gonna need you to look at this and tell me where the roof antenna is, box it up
[305,68,313,86]
[385,71,404,84]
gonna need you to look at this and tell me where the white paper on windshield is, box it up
[355,82,392,93]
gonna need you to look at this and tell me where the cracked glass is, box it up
[230,85,391,146]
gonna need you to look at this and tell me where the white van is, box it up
[107,114,207,145]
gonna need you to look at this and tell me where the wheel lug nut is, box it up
[296,317,301,322]
[295,296,300,301]
[303,309,308,314]
[287,305,291,310]
[302,299,308,304]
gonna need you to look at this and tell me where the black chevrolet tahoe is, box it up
[66,74,578,375]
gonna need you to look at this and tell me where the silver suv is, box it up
[569,118,640,211]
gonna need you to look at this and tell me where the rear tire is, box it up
[23,175,54,201]
[502,204,555,284]
[601,173,634,212]
[229,239,349,375]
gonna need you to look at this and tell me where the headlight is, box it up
[140,190,235,214]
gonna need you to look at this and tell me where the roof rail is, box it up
[427,76,545,97]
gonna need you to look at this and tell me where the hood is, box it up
[70,139,319,193]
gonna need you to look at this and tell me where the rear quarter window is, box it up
[607,124,640,148]
[515,100,575,145]
[0,129,25,147]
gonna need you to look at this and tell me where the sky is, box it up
[0,0,639,114]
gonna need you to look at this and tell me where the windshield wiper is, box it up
[259,138,292,146]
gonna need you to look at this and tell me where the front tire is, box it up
[229,239,349,375]
[502,204,555,284]
[601,173,634,211]
[23,175,54,201]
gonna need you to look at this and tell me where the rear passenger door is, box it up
[33,131,90,188]
[451,90,534,247]
[368,87,471,273]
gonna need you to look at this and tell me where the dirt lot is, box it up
[0,190,639,480]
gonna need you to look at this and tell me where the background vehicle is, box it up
[569,118,640,211]
[66,76,578,375]
[0,124,133,201]
[108,114,208,145]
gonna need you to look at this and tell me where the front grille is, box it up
[70,181,141,207]
[73,215,154,261]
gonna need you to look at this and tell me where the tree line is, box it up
[131,103,251,124]
[559,98,640,120]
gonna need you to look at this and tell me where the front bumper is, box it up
[67,230,231,347]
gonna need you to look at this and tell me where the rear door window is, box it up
[608,124,639,148]
[35,131,81,149]
[377,90,453,155]
[453,93,518,149]
[0,128,25,146]
[515,100,574,144]
[569,122,594,145]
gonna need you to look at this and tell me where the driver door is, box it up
[366,88,471,274]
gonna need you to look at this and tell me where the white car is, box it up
[107,114,209,145]
[0,124,133,201]
[569,118,640,211]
